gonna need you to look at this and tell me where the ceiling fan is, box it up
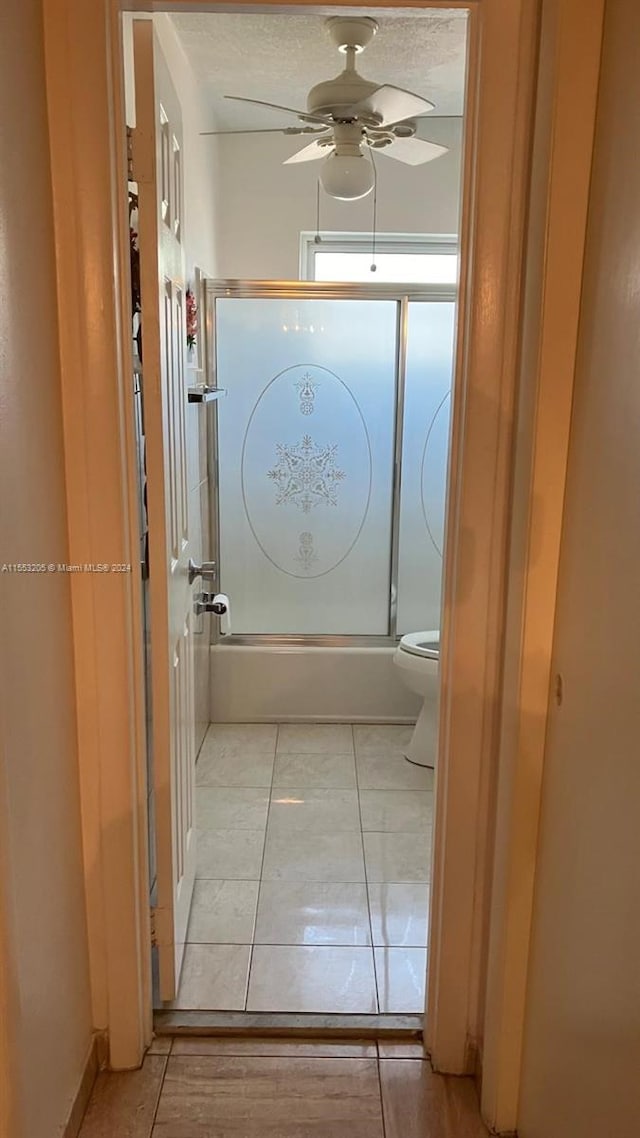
[201,17,449,201]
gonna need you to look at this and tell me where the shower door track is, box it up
[205,279,457,645]
[217,634,399,648]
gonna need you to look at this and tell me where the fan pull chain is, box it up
[370,152,378,273]
[314,179,321,245]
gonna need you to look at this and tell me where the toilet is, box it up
[393,631,440,768]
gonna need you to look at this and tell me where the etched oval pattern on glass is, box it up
[241,364,372,578]
[420,390,451,557]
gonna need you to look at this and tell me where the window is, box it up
[300,232,458,285]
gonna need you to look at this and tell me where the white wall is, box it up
[0,2,93,1135]
[518,1,640,1134]
[214,118,462,279]
[124,13,223,283]
[152,14,222,284]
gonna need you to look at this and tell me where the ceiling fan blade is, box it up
[200,126,325,137]
[224,95,331,125]
[347,85,435,127]
[284,140,333,165]
[377,136,448,167]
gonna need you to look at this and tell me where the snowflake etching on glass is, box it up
[268,435,345,514]
[294,374,320,415]
[294,531,318,574]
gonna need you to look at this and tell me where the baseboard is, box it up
[62,1035,100,1138]
[471,1036,482,1085]
[470,1041,518,1137]
[94,1029,109,1070]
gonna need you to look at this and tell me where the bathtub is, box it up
[209,643,421,723]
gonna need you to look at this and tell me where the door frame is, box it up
[480,0,605,1130]
[41,0,601,1110]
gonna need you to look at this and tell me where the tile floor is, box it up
[169,723,433,1014]
[77,1038,489,1138]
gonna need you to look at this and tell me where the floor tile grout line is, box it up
[375,1053,390,1138]
[352,724,380,1013]
[195,874,429,886]
[196,823,432,836]
[148,1052,170,1137]
[182,940,400,949]
[245,723,279,1010]
[168,1052,384,1061]
[194,875,385,884]
[185,939,427,948]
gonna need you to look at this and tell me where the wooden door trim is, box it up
[480,0,606,1131]
[41,0,590,1096]
[425,0,540,1076]
[43,0,152,1068]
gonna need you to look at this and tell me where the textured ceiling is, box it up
[170,11,468,131]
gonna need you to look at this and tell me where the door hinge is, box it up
[150,907,158,947]
[126,125,135,181]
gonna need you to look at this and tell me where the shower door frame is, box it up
[205,279,457,647]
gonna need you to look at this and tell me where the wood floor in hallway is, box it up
[77,1037,489,1137]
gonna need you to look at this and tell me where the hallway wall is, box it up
[518,1,640,1134]
[0,2,93,1136]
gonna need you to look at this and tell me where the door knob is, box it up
[188,558,217,586]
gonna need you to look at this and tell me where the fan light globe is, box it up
[320,151,374,200]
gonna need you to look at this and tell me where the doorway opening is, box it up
[123,5,468,1022]
[189,280,455,1015]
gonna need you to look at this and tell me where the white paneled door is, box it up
[134,20,196,1001]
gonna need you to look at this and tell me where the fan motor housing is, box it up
[307,73,381,122]
[308,17,382,122]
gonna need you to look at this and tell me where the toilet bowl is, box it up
[393,631,439,768]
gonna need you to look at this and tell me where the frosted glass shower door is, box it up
[396,301,456,634]
[215,298,398,634]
